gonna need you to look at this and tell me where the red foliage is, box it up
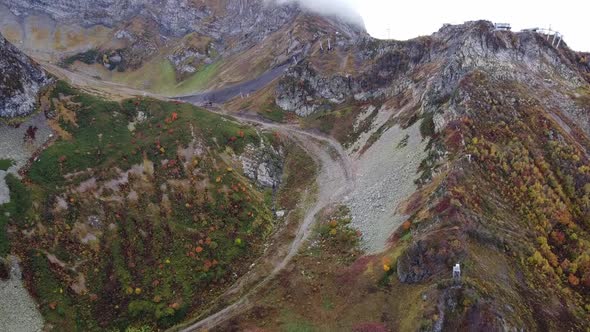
[550,230,566,246]
[434,197,451,213]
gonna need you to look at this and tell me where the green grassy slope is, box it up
[9,81,278,331]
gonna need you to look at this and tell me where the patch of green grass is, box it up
[18,80,278,330]
[259,103,286,123]
[4,174,31,225]
[283,321,315,332]
[397,134,410,149]
[419,112,436,138]
[281,310,316,332]
[277,144,317,210]
[321,295,334,310]
[0,213,8,257]
[0,159,12,171]
[25,250,78,330]
[114,58,222,96]
[29,81,258,188]
[0,173,32,255]
[174,61,222,95]
[61,49,99,67]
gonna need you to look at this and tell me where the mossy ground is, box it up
[0,159,13,171]
[218,206,432,331]
[112,57,222,96]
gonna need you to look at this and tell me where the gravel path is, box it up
[175,109,355,332]
[0,256,44,332]
[0,170,9,205]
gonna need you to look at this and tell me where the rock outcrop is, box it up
[0,32,51,119]
[2,0,299,38]
[240,141,284,189]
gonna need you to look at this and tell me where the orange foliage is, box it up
[402,220,412,230]
[568,274,580,286]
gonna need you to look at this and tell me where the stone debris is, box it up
[0,256,44,332]
[346,121,427,254]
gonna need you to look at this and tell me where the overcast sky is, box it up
[288,0,589,52]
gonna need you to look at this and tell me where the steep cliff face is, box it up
[0,0,365,94]
[0,32,51,119]
[277,21,590,119]
[1,0,297,37]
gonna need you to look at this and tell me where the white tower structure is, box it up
[453,263,461,284]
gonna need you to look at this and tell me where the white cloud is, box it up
[275,0,589,52]
[355,0,589,52]
[272,0,364,27]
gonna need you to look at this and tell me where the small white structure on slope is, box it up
[537,27,564,49]
[494,23,511,31]
[453,263,461,284]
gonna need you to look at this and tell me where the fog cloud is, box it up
[272,0,365,27]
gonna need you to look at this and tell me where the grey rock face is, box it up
[276,63,355,116]
[0,33,51,119]
[397,241,432,283]
[240,142,284,189]
[277,21,590,118]
[2,0,300,39]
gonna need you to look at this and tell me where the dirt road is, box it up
[172,109,354,331]
[39,63,355,331]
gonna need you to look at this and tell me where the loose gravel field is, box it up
[0,256,44,332]
[347,121,427,254]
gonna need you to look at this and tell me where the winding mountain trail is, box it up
[39,63,356,331]
[173,110,355,331]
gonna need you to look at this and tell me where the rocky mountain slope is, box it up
[3,0,590,330]
[223,20,590,331]
[0,32,50,119]
[0,0,364,94]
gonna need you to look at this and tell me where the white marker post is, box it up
[453,263,461,284]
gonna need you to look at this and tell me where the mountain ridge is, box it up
[1,5,590,330]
